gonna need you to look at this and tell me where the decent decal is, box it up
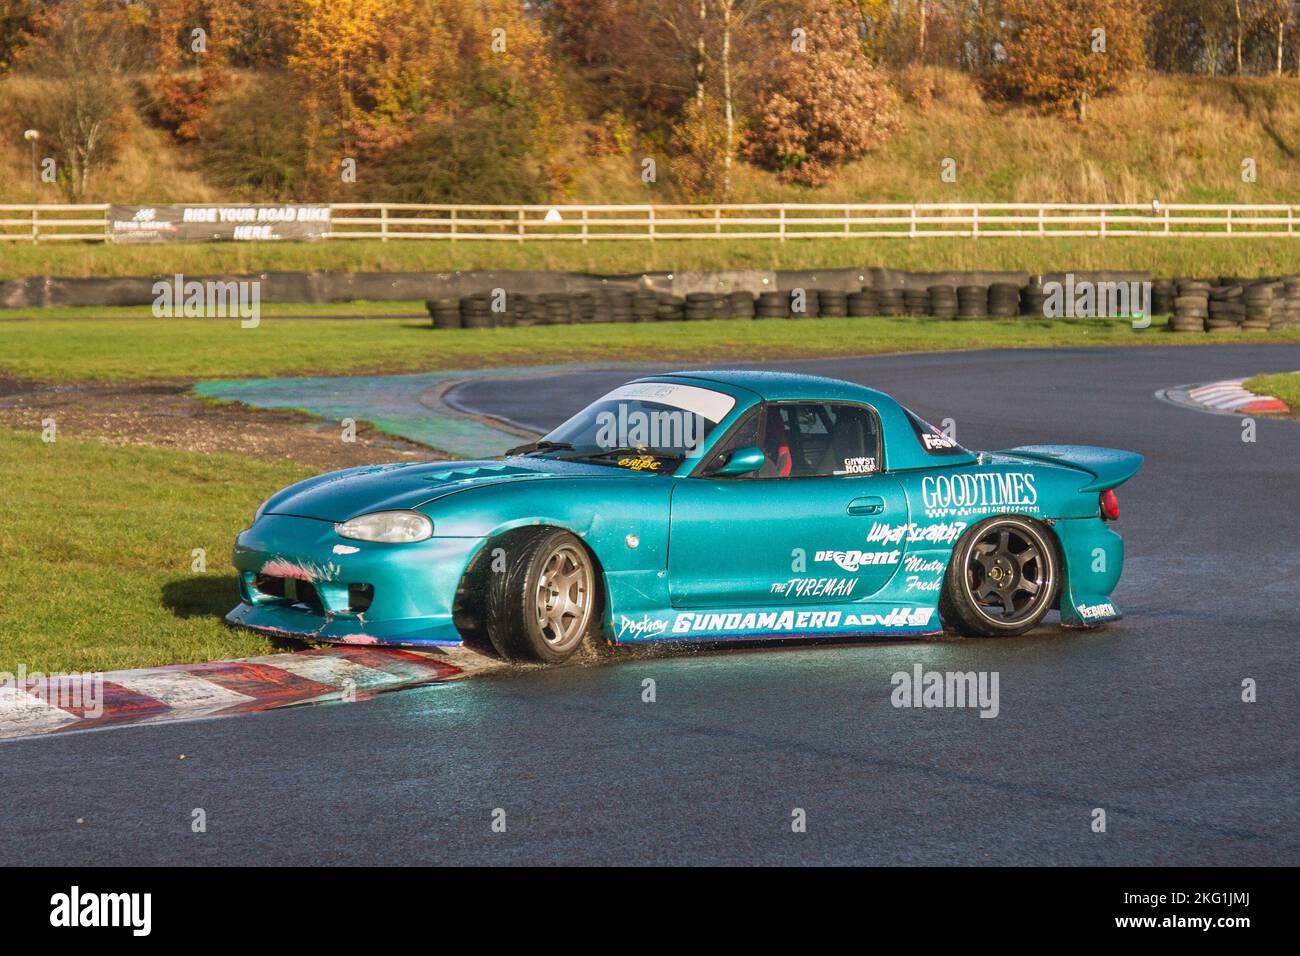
[836,456,878,475]
[770,577,859,598]
[671,608,934,635]
[815,549,901,571]
[866,521,967,546]
[921,473,1039,517]
[921,433,957,451]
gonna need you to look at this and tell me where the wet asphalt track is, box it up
[3,344,1297,866]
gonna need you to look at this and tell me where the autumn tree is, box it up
[13,1,141,199]
[153,0,245,140]
[0,0,35,72]
[985,0,1148,122]
[743,5,897,186]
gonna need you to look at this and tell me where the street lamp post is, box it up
[23,130,40,241]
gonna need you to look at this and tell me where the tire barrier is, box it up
[1166,276,1300,333]
[427,274,1300,331]
[2,264,1292,335]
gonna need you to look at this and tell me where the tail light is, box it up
[1099,489,1120,521]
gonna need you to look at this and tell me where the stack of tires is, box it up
[756,291,788,319]
[542,293,573,325]
[656,294,685,322]
[632,291,659,322]
[1170,279,1209,332]
[605,289,634,323]
[902,287,930,316]
[427,296,462,329]
[956,285,988,320]
[818,288,849,318]
[1206,284,1244,333]
[684,292,720,321]
[1020,277,1048,318]
[1150,278,1177,318]
[876,287,905,316]
[790,288,820,318]
[459,293,494,328]
[1277,277,1300,329]
[1242,282,1274,331]
[988,282,1021,318]
[848,288,878,317]
[928,285,958,319]
[572,292,598,324]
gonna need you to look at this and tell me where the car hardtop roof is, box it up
[636,369,898,407]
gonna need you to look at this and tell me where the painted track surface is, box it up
[3,344,1297,865]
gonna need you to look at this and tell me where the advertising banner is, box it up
[109,204,331,243]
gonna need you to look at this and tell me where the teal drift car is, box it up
[228,370,1142,663]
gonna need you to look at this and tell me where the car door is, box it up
[668,401,910,608]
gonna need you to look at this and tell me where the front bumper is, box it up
[226,513,484,646]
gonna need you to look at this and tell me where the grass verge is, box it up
[1242,371,1300,409]
[5,237,1300,281]
[6,312,1300,383]
[0,428,313,673]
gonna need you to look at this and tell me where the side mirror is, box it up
[713,446,766,477]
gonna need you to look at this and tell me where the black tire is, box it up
[940,516,1059,637]
[483,528,601,663]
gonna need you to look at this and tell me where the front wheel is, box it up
[940,517,1059,637]
[484,528,600,663]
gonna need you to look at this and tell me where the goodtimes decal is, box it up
[921,472,1039,517]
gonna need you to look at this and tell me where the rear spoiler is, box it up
[1001,444,1144,493]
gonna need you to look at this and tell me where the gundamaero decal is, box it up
[921,472,1038,518]
[866,520,967,546]
[671,607,934,635]
[770,576,859,598]
[815,549,901,571]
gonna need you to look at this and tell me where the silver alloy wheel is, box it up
[533,543,593,649]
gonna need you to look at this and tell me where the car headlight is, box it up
[335,510,433,543]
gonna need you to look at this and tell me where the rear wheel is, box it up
[940,517,1058,637]
[484,528,600,663]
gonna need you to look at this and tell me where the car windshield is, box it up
[522,381,737,470]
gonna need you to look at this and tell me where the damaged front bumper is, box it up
[226,513,484,646]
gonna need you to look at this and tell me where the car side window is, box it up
[771,403,880,477]
[706,403,881,479]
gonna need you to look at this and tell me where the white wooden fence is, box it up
[4,202,1300,242]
